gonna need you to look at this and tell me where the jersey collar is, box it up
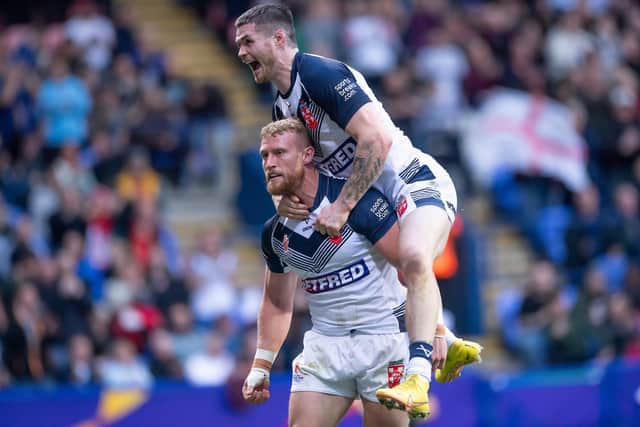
[311,174,329,211]
[278,51,302,99]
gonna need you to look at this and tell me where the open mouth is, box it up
[249,61,261,72]
[267,172,281,181]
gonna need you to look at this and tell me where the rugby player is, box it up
[242,119,481,424]
[235,4,481,418]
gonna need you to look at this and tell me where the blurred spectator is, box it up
[187,227,237,324]
[147,328,183,380]
[135,28,168,89]
[48,188,86,252]
[0,61,38,152]
[83,131,126,187]
[148,250,189,314]
[58,333,96,385]
[342,0,402,87]
[167,302,204,363]
[184,331,234,386]
[415,25,469,131]
[115,148,160,204]
[187,227,236,286]
[548,267,610,364]
[37,55,91,159]
[607,292,640,359]
[53,273,92,340]
[52,144,96,195]
[2,283,49,381]
[463,37,502,106]
[515,261,564,367]
[624,264,640,312]
[90,87,128,136]
[298,1,341,57]
[564,185,607,280]
[131,87,187,185]
[98,338,152,388]
[0,145,35,212]
[65,0,116,71]
[545,12,593,81]
[84,187,118,275]
[125,198,178,273]
[183,82,229,186]
[608,182,640,259]
[107,262,163,352]
[380,63,425,141]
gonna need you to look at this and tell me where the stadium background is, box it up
[0,0,639,425]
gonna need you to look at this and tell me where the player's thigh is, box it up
[289,391,353,427]
[398,204,452,262]
[362,399,409,427]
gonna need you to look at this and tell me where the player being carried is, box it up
[242,119,480,425]
[235,4,481,419]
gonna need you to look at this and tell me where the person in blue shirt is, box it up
[37,56,91,155]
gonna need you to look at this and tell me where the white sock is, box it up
[445,327,458,347]
[406,357,432,382]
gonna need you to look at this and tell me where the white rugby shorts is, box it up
[377,150,458,224]
[290,330,409,402]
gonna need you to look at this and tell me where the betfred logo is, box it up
[300,102,319,129]
[301,259,369,294]
[319,139,356,175]
[387,361,405,388]
[396,196,408,217]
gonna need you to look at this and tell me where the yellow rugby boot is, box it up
[376,374,430,420]
[435,339,483,383]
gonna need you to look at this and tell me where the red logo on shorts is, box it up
[292,361,305,382]
[328,234,342,245]
[283,235,289,252]
[387,362,405,388]
[396,197,408,217]
[300,104,319,129]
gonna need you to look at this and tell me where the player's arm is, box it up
[339,103,393,211]
[257,267,297,355]
[244,267,297,404]
[299,57,392,235]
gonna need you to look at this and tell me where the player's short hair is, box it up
[260,118,310,146]
[235,4,297,46]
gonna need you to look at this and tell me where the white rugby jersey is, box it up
[261,174,407,336]
[272,52,453,209]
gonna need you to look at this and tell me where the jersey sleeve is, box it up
[347,189,397,245]
[299,55,372,129]
[261,216,288,273]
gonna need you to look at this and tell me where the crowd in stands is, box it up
[0,0,251,389]
[2,0,640,391]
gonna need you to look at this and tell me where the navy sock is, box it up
[409,341,433,362]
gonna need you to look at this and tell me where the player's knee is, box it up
[399,249,431,286]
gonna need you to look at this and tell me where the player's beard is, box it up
[266,162,304,196]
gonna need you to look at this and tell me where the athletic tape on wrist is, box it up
[253,348,277,371]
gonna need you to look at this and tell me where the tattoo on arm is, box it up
[340,141,384,209]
